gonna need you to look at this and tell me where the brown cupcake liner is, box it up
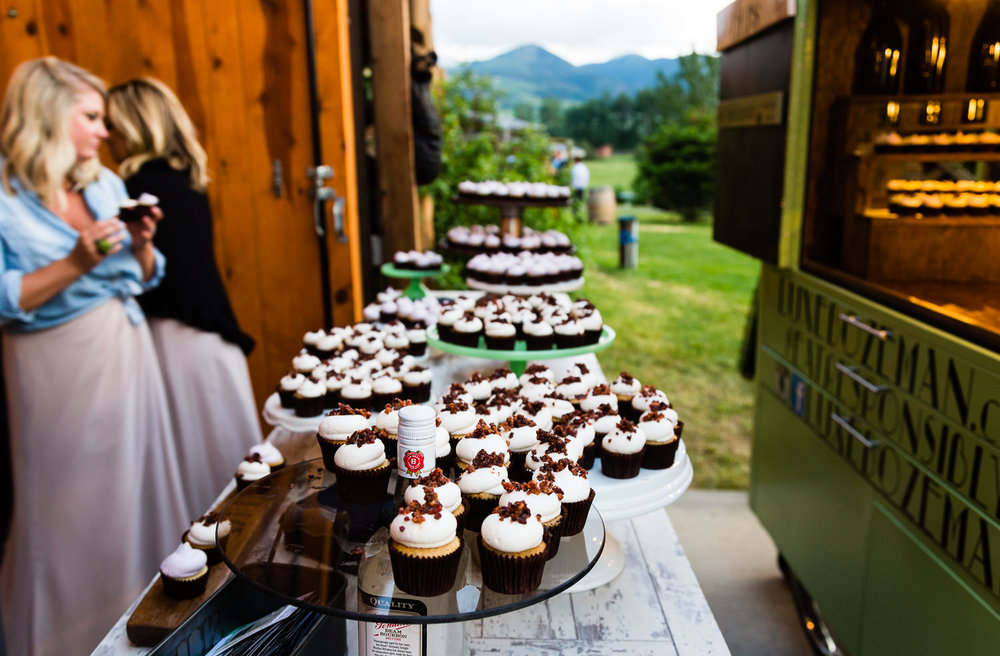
[524,335,555,350]
[161,567,209,600]
[580,441,599,470]
[453,498,470,534]
[389,539,463,597]
[294,395,326,417]
[277,386,297,408]
[508,451,532,482]
[601,449,645,479]
[561,488,595,536]
[477,536,547,594]
[463,493,500,533]
[543,508,566,560]
[642,439,680,470]
[333,461,392,504]
[316,436,346,472]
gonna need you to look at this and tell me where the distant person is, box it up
[106,77,263,517]
[570,156,590,220]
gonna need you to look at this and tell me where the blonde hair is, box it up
[0,56,107,206]
[106,77,208,191]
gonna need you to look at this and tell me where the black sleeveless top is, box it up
[126,159,255,355]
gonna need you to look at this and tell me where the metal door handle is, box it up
[835,363,884,394]
[838,313,891,341]
[831,413,878,449]
[332,197,347,243]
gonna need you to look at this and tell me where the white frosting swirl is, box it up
[602,422,647,455]
[499,488,561,523]
[456,434,510,463]
[533,466,591,503]
[160,543,208,579]
[317,412,370,440]
[390,507,458,549]
[480,507,544,553]
[333,438,388,471]
[404,481,462,513]
[236,458,270,481]
[458,465,508,495]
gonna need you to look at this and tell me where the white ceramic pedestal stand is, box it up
[566,440,694,592]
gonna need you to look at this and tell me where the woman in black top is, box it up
[106,77,263,516]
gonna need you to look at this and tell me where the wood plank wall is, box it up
[0,0,362,417]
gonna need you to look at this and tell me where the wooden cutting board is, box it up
[126,433,321,647]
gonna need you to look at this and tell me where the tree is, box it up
[424,69,580,255]
[538,97,564,136]
[634,122,717,221]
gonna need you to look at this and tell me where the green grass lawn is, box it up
[583,153,638,192]
[575,154,759,489]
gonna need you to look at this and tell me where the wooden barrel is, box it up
[587,186,617,224]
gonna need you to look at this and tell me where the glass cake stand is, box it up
[217,459,605,629]
[425,324,616,377]
[452,194,571,237]
[380,262,450,299]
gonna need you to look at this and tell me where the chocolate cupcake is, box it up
[404,468,468,532]
[500,479,565,560]
[534,461,594,536]
[234,454,271,491]
[184,512,231,565]
[316,404,372,472]
[332,428,393,504]
[457,451,510,533]
[159,543,209,600]
[601,418,647,479]
[638,402,682,469]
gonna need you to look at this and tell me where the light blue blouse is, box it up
[0,165,165,332]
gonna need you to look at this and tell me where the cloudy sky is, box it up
[430,0,734,66]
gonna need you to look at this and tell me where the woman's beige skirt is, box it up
[0,299,189,656]
[148,317,262,517]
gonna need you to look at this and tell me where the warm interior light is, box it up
[925,101,941,124]
[885,101,900,125]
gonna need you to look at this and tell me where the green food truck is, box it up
[716,1,1000,654]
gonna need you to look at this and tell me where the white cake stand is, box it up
[566,439,693,592]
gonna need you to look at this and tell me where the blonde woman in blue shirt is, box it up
[0,57,189,656]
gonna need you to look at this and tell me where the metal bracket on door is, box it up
[306,165,347,242]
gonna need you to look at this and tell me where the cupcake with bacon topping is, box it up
[499,479,565,559]
[389,496,463,596]
[639,401,683,469]
[478,500,547,594]
[332,428,393,503]
[404,468,468,532]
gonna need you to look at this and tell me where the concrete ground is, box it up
[668,489,815,656]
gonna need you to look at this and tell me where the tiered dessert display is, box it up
[427,293,610,377]
[380,249,450,300]
[453,180,571,237]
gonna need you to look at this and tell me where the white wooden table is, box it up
[95,350,731,655]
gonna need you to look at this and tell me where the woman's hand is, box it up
[126,205,162,251]
[68,218,126,272]
[127,205,161,281]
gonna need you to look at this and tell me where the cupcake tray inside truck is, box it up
[716,1,1000,654]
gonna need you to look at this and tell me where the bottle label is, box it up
[361,594,427,656]
[399,446,434,478]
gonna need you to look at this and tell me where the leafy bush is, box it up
[634,122,716,221]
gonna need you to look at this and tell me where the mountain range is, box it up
[445,45,680,108]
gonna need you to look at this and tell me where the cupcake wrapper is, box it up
[294,395,326,417]
[524,335,554,350]
[453,498,470,534]
[508,451,532,482]
[451,332,482,348]
[408,342,428,357]
[561,488,596,536]
[642,439,680,470]
[317,437,344,472]
[389,540,462,597]
[333,462,393,504]
[277,387,297,408]
[161,569,208,600]
[544,509,566,560]
[554,334,585,349]
[601,449,646,479]
[582,328,603,345]
[484,336,516,350]
[477,537,547,594]
[580,441,600,470]
[463,493,500,533]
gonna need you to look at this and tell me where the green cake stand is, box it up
[380,262,450,300]
[425,324,616,377]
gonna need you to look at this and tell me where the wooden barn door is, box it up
[0,0,363,412]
